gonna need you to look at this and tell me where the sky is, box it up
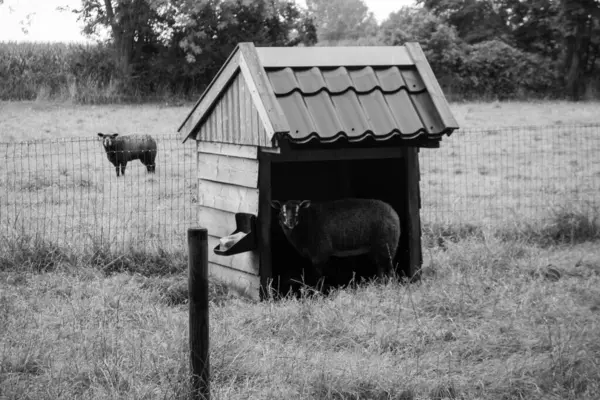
[0,0,416,43]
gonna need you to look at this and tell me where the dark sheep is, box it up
[97,133,157,177]
[271,198,401,282]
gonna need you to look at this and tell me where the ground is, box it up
[1,100,600,399]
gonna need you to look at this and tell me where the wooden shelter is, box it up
[178,42,459,299]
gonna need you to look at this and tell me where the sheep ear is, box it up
[299,200,311,208]
[97,133,105,138]
[270,200,282,210]
[111,134,119,138]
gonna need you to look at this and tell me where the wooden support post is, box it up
[258,155,273,299]
[403,147,423,280]
[188,228,210,400]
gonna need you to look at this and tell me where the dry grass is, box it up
[1,101,599,241]
[0,134,197,250]
[1,100,599,143]
[1,100,600,398]
[0,101,191,142]
[419,123,600,224]
[2,227,600,399]
[451,100,600,128]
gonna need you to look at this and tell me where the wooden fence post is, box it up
[188,228,210,400]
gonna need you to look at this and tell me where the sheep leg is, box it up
[310,256,329,292]
[374,258,386,279]
[120,163,127,176]
[372,247,393,280]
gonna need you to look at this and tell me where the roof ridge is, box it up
[273,85,429,97]
[256,46,416,68]
[275,128,448,145]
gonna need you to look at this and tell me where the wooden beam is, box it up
[257,156,273,299]
[179,51,241,142]
[403,147,423,279]
[198,153,259,188]
[198,142,258,159]
[262,146,407,163]
[256,46,414,68]
[405,42,459,130]
[238,43,289,138]
[259,146,280,154]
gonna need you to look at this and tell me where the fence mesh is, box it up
[419,124,600,225]
[0,135,197,251]
[0,124,599,251]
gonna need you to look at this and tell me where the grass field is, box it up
[0,135,197,250]
[2,100,600,142]
[1,100,598,245]
[1,100,600,399]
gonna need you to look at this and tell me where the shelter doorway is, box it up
[269,156,412,295]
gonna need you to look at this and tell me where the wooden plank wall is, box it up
[197,141,261,299]
[197,73,270,147]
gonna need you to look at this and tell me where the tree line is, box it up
[1,0,598,101]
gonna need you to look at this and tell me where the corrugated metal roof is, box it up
[177,42,459,147]
[266,65,446,144]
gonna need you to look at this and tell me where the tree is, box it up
[73,0,164,90]
[557,0,600,99]
[379,7,465,74]
[417,0,600,100]
[170,0,316,71]
[306,0,377,43]
[72,0,316,95]
[506,0,560,59]
[417,0,510,43]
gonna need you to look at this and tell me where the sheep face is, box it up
[271,200,311,229]
[98,133,119,150]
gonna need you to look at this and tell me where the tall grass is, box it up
[424,203,600,250]
[1,210,600,399]
[0,41,118,103]
[0,41,72,100]
[0,41,193,104]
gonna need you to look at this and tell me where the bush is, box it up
[457,40,556,100]
[498,204,600,247]
[378,9,560,100]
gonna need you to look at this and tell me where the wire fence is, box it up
[0,135,197,251]
[0,124,599,251]
[419,123,600,225]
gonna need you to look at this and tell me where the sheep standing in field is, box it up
[97,133,157,177]
[271,198,401,282]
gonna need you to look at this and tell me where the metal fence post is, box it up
[188,228,210,400]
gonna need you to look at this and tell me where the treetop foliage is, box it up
[1,0,598,101]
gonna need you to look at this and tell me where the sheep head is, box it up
[97,132,119,149]
[271,200,311,229]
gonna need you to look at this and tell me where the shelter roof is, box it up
[178,42,459,147]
